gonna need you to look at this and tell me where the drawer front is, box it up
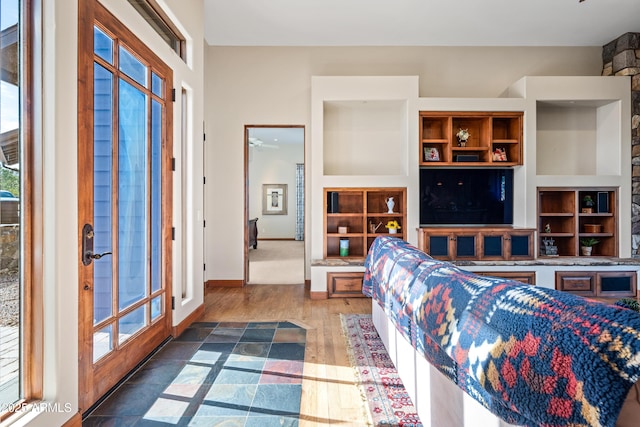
[328,272,365,298]
[477,271,536,285]
[556,272,595,295]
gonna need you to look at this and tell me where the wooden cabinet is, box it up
[538,187,617,257]
[324,187,406,259]
[556,271,636,303]
[419,111,523,166]
[417,227,535,261]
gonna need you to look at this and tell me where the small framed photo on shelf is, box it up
[262,183,288,215]
[492,147,507,162]
[424,146,440,162]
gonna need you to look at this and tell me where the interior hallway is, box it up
[248,240,305,285]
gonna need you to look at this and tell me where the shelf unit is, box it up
[324,187,406,259]
[419,111,523,166]
[538,187,617,257]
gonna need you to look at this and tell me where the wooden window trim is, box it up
[0,0,43,421]
[23,0,44,403]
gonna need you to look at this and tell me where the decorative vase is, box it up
[389,228,398,234]
[581,246,592,256]
[386,197,395,213]
[458,140,466,147]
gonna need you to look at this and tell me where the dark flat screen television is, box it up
[420,168,513,226]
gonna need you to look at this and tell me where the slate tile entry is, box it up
[83,321,306,427]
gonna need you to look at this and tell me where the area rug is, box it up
[341,314,423,427]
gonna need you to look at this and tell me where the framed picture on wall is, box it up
[263,184,288,215]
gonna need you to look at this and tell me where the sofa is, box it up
[363,236,640,427]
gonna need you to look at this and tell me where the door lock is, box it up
[82,224,94,266]
[82,224,112,265]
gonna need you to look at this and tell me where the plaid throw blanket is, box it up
[363,236,640,427]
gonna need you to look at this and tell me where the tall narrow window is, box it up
[181,87,188,299]
[0,0,24,414]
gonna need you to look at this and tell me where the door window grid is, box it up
[92,24,166,362]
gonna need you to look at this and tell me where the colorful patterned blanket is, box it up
[363,236,640,427]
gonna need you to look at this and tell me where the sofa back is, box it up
[363,236,640,427]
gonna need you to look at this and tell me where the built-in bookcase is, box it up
[324,187,406,259]
[538,187,617,257]
[419,111,523,166]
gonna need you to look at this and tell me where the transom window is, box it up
[127,0,186,61]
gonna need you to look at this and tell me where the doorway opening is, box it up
[244,126,305,285]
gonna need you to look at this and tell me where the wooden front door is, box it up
[77,1,173,412]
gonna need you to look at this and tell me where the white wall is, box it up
[204,45,602,283]
[13,1,204,425]
[249,143,304,239]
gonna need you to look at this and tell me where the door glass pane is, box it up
[151,72,162,97]
[93,324,113,363]
[0,0,21,407]
[151,100,161,293]
[119,46,147,88]
[93,63,113,323]
[118,305,146,344]
[151,296,162,321]
[118,79,148,310]
[94,26,113,64]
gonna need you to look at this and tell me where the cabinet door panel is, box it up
[483,235,503,257]
[510,234,532,258]
[598,272,636,298]
[428,235,450,258]
[455,235,477,258]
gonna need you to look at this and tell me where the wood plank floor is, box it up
[203,284,373,426]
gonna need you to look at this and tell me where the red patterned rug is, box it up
[341,313,423,427]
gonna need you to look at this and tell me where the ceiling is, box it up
[248,127,304,148]
[204,0,640,47]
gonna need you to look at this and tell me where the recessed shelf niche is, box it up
[323,100,407,176]
[536,100,621,176]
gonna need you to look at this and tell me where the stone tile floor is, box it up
[83,321,306,427]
